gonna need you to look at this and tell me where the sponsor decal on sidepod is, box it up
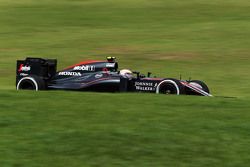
[95,73,103,78]
[73,65,95,71]
[59,72,82,76]
[134,82,158,91]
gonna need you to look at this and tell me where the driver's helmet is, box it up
[120,69,133,79]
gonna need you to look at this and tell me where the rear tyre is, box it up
[17,76,46,91]
[156,79,185,95]
[189,80,210,94]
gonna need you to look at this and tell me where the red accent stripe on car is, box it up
[84,78,110,86]
[63,60,104,70]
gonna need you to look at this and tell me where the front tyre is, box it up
[17,76,46,91]
[189,80,210,94]
[156,79,185,95]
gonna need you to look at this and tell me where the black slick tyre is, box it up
[189,80,210,94]
[16,75,46,91]
[156,78,185,95]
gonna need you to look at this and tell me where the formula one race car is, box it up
[16,57,212,96]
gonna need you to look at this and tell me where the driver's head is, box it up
[120,69,133,78]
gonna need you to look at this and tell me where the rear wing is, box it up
[16,57,57,84]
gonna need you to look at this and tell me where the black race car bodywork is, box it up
[16,57,212,96]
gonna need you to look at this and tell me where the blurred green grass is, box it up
[1,91,250,167]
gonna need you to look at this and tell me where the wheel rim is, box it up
[156,80,180,95]
[159,83,178,94]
